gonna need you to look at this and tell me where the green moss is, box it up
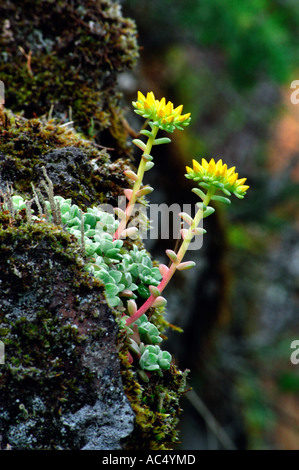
[0,215,128,449]
[0,187,189,449]
[0,223,90,446]
[118,326,188,450]
[0,0,139,158]
[0,0,189,444]
[0,113,131,209]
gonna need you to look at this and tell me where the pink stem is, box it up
[125,189,214,327]
[125,263,176,326]
[113,125,159,241]
[113,201,133,240]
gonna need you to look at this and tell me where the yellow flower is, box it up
[132,91,191,133]
[186,158,249,198]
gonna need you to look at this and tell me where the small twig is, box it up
[158,391,166,413]
[25,197,34,224]
[41,167,60,225]
[185,387,237,450]
[47,104,54,121]
[31,182,44,219]
[18,46,33,76]
[122,117,149,139]
[178,369,190,394]
[5,183,14,225]
[42,167,54,200]
[55,199,61,225]
[59,121,74,129]
[85,140,115,152]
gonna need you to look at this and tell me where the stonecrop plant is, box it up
[4,91,249,381]
[112,91,249,376]
[113,91,191,240]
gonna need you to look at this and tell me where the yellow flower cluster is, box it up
[186,158,249,198]
[132,91,191,133]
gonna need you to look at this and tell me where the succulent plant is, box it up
[5,91,250,382]
[135,314,163,345]
[139,345,172,371]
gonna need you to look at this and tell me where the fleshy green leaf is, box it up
[105,283,119,297]
[203,206,215,218]
[132,138,146,151]
[140,129,155,139]
[191,187,206,200]
[153,137,171,145]
[211,195,231,204]
[137,284,151,299]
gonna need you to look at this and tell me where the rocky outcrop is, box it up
[0,1,188,450]
[0,219,134,449]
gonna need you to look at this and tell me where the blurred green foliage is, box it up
[123,0,299,449]
[125,0,299,87]
[278,372,299,393]
[236,373,276,449]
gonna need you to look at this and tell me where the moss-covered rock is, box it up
[0,0,189,450]
[0,113,131,209]
[0,113,189,450]
[120,351,189,450]
[0,218,134,449]
[0,0,139,158]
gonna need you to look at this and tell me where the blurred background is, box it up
[119,0,299,450]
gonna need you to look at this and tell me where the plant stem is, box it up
[113,125,159,240]
[125,189,215,326]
